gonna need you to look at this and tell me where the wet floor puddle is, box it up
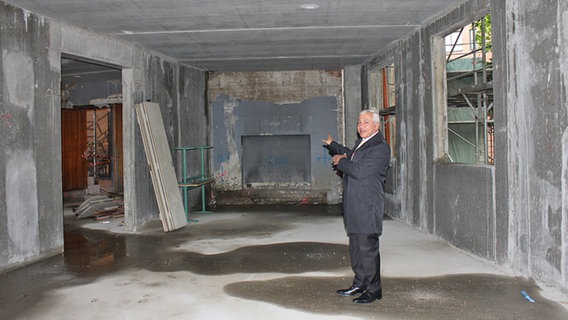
[2,207,567,320]
[225,274,568,320]
[61,226,568,320]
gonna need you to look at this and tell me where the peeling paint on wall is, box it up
[209,71,342,203]
[216,96,242,190]
[208,71,342,104]
[535,177,562,280]
[506,0,533,272]
[505,0,568,285]
[562,127,568,288]
[3,51,34,121]
[1,106,38,263]
[559,0,568,291]
[6,149,39,263]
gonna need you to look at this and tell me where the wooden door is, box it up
[62,109,87,191]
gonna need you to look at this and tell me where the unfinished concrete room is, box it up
[1,0,568,319]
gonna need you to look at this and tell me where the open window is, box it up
[440,14,493,165]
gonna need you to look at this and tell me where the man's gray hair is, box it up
[360,109,381,124]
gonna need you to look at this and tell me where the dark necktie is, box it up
[351,143,361,159]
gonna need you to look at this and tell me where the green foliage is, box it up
[473,15,492,51]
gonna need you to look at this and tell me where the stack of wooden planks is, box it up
[93,204,124,220]
[135,102,188,232]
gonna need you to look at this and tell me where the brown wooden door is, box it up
[62,109,87,191]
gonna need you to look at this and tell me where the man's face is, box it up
[357,112,380,139]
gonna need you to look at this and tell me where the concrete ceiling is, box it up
[8,0,464,72]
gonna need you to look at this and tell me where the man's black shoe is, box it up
[336,286,365,296]
[353,291,382,303]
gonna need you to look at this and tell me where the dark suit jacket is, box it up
[328,132,390,235]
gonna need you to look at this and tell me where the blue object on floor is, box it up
[521,290,535,303]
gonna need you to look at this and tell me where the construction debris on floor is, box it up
[74,195,124,220]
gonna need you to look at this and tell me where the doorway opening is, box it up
[60,56,124,222]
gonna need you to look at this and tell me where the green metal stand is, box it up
[173,146,214,221]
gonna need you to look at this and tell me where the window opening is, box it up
[369,64,397,158]
[445,14,493,165]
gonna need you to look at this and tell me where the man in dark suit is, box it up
[323,109,390,304]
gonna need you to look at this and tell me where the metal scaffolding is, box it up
[446,15,494,165]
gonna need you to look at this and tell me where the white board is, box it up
[135,102,188,232]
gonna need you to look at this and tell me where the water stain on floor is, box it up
[225,274,568,320]
[1,205,567,320]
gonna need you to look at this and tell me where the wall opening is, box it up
[242,134,311,188]
[60,55,123,226]
[437,14,494,165]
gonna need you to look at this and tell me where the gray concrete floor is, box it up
[1,204,568,320]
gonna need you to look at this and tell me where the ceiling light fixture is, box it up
[300,3,319,10]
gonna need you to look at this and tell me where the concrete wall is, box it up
[363,0,568,295]
[434,164,495,258]
[208,71,344,204]
[0,2,208,271]
[497,0,568,292]
[344,66,363,145]
[174,66,209,211]
[1,2,62,269]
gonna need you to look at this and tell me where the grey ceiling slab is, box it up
[6,0,465,71]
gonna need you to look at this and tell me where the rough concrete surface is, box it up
[0,205,567,320]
